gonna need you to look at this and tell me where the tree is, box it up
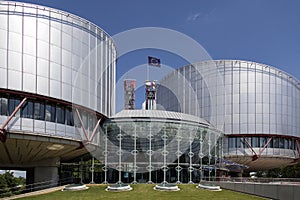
[4,171,17,188]
[257,162,300,178]
[0,174,8,189]
[0,171,25,198]
[281,162,300,178]
[0,173,11,198]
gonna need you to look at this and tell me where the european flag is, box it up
[148,56,161,67]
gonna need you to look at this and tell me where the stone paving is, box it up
[2,186,65,200]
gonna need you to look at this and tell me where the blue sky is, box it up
[9,0,300,109]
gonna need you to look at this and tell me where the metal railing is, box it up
[217,177,300,184]
[0,177,74,198]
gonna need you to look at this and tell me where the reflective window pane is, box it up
[45,104,56,122]
[0,97,8,115]
[66,107,74,126]
[21,101,33,119]
[56,106,65,124]
[34,102,45,120]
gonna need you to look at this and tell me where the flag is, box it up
[148,56,160,67]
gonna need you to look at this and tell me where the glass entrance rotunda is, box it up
[99,110,223,184]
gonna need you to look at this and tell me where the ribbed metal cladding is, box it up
[158,60,300,138]
[157,60,300,169]
[0,1,116,117]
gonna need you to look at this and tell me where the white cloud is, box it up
[187,8,218,23]
[187,12,203,21]
[0,170,26,178]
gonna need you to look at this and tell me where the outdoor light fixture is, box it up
[47,144,64,151]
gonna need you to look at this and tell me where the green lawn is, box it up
[19,184,264,200]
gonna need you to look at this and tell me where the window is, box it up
[89,114,97,132]
[236,137,242,148]
[73,111,81,127]
[82,111,88,129]
[246,137,251,147]
[273,137,279,148]
[0,94,90,127]
[284,138,289,149]
[56,106,65,124]
[260,137,266,148]
[66,107,74,126]
[34,102,45,120]
[0,97,8,115]
[268,138,273,148]
[279,138,284,148]
[21,101,33,118]
[290,139,295,150]
[229,137,236,148]
[8,98,20,116]
[252,137,259,148]
[45,104,56,122]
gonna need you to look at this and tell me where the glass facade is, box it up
[158,60,300,169]
[100,110,223,183]
[0,92,102,144]
[0,94,73,125]
[228,136,297,150]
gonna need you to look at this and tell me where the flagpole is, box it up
[147,62,149,81]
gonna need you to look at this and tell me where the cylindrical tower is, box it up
[158,60,300,170]
[0,1,116,183]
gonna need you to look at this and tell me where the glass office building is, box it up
[0,1,116,183]
[158,60,300,170]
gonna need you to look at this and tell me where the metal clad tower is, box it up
[145,80,157,110]
[157,60,300,171]
[124,79,136,110]
[0,1,116,184]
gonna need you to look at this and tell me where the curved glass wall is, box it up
[0,92,102,145]
[226,135,297,159]
[158,60,300,168]
[101,111,223,183]
[0,1,116,117]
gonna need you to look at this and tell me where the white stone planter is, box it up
[197,183,222,191]
[106,184,133,192]
[154,183,180,191]
[62,184,88,191]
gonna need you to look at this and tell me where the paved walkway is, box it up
[2,186,65,200]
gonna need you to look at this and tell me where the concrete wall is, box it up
[217,181,300,200]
